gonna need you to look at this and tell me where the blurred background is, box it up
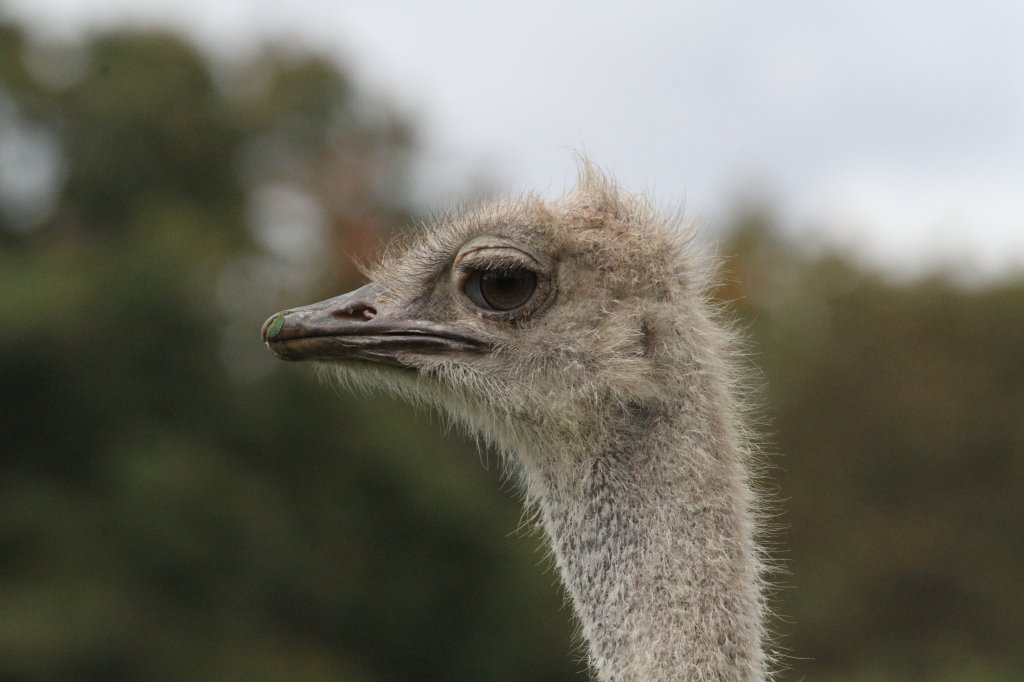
[0,2,1021,680]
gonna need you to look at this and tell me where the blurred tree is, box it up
[0,23,576,682]
[721,210,1024,681]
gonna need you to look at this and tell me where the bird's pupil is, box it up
[480,270,536,311]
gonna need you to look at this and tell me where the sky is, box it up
[5,0,1023,279]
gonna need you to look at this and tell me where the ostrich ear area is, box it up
[260,282,489,366]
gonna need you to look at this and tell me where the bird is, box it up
[261,162,771,681]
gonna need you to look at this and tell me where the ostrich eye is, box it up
[463,267,537,312]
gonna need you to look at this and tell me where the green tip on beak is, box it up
[266,314,286,340]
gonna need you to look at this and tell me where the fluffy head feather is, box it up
[331,164,731,467]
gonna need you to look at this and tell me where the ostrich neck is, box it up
[528,406,766,681]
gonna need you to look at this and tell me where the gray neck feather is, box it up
[522,400,766,681]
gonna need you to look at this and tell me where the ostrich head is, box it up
[262,167,725,481]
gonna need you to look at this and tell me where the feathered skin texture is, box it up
[307,163,772,681]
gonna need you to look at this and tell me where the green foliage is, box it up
[0,23,575,682]
[722,213,1024,680]
[1,19,1021,682]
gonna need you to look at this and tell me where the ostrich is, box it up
[261,164,771,681]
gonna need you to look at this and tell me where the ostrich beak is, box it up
[261,282,487,366]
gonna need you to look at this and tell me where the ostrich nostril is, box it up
[334,302,377,321]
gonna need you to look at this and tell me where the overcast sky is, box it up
[6,0,1023,278]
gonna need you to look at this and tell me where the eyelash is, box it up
[457,259,522,274]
